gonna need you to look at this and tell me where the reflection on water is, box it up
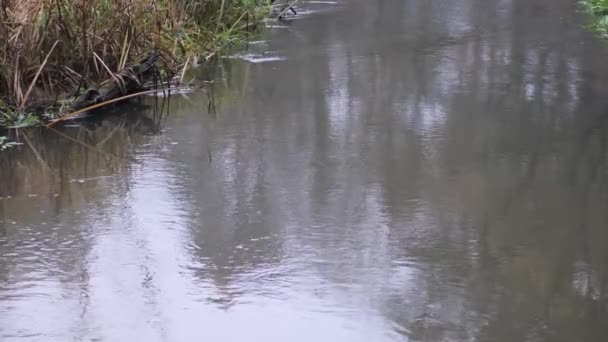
[2,0,608,341]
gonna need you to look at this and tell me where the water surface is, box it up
[2,0,608,341]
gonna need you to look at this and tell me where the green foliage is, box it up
[0,107,40,128]
[0,136,21,151]
[580,0,608,37]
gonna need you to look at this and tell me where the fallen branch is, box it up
[46,89,161,127]
[70,51,160,112]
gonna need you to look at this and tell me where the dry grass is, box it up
[0,0,268,116]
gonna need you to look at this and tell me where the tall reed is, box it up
[0,0,267,115]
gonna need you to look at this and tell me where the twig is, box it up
[21,130,50,171]
[277,0,300,19]
[96,120,125,147]
[216,0,227,33]
[46,125,128,162]
[19,40,60,112]
[46,89,160,127]
[93,52,125,93]
[118,32,131,71]
[180,56,190,84]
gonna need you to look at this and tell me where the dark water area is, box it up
[2,0,608,341]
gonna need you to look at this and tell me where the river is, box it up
[1,0,608,341]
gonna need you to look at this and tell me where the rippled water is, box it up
[2,0,608,341]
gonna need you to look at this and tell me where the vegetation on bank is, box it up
[0,136,18,150]
[0,0,271,128]
[580,0,608,37]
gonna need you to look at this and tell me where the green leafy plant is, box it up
[0,107,39,128]
[580,0,608,37]
[0,136,21,151]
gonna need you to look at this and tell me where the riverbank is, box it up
[0,0,272,128]
[581,0,608,37]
